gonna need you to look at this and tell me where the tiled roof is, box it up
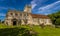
[30,13,50,19]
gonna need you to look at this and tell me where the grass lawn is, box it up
[31,26,60,36]
[0,24,60,36]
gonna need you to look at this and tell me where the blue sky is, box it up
[0,0,60,21]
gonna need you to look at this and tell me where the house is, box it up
[4,5,52,25]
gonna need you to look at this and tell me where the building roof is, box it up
[30,13,50,19]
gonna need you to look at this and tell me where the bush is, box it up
[0,26,38,36]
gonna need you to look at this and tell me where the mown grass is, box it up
[0,24,60,36]
[31,26,60,36]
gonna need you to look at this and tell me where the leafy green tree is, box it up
[55,18,60,25]
[48,11,60,25]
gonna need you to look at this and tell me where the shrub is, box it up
[0,26,38,36]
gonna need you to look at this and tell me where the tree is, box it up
[48,11,60,25]
[55,18,60,25]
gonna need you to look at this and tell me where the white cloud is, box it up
[31,0,49,9]
[31,0,37,9]
[39,0,60,11]
[31,0,60,15]
[32,4,36,9]
[35,0,60,15]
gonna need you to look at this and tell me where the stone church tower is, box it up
[24,5,32,13]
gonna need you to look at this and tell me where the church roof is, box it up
[30,13,50,19]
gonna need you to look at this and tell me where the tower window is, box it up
[10,13,13,15]
[24,14,26,16]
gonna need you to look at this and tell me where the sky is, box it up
[0,0,60,21]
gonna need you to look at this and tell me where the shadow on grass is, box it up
[0,27,37,36]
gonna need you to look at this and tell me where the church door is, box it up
[13,19,17,25]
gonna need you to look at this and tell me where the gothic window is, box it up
[15,13,18,16]
[10,13,13,15]
[24,13,28,17]
[24,14,26,16]
[33,18,37,22]
[20,13,22,16]
[41,19,44,22]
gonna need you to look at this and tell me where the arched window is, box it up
[10,13,13,15]
[20,13,22,16]
[15,13,18,16]
[24,13,28,17]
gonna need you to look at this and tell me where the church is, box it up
[4,5,52,26]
